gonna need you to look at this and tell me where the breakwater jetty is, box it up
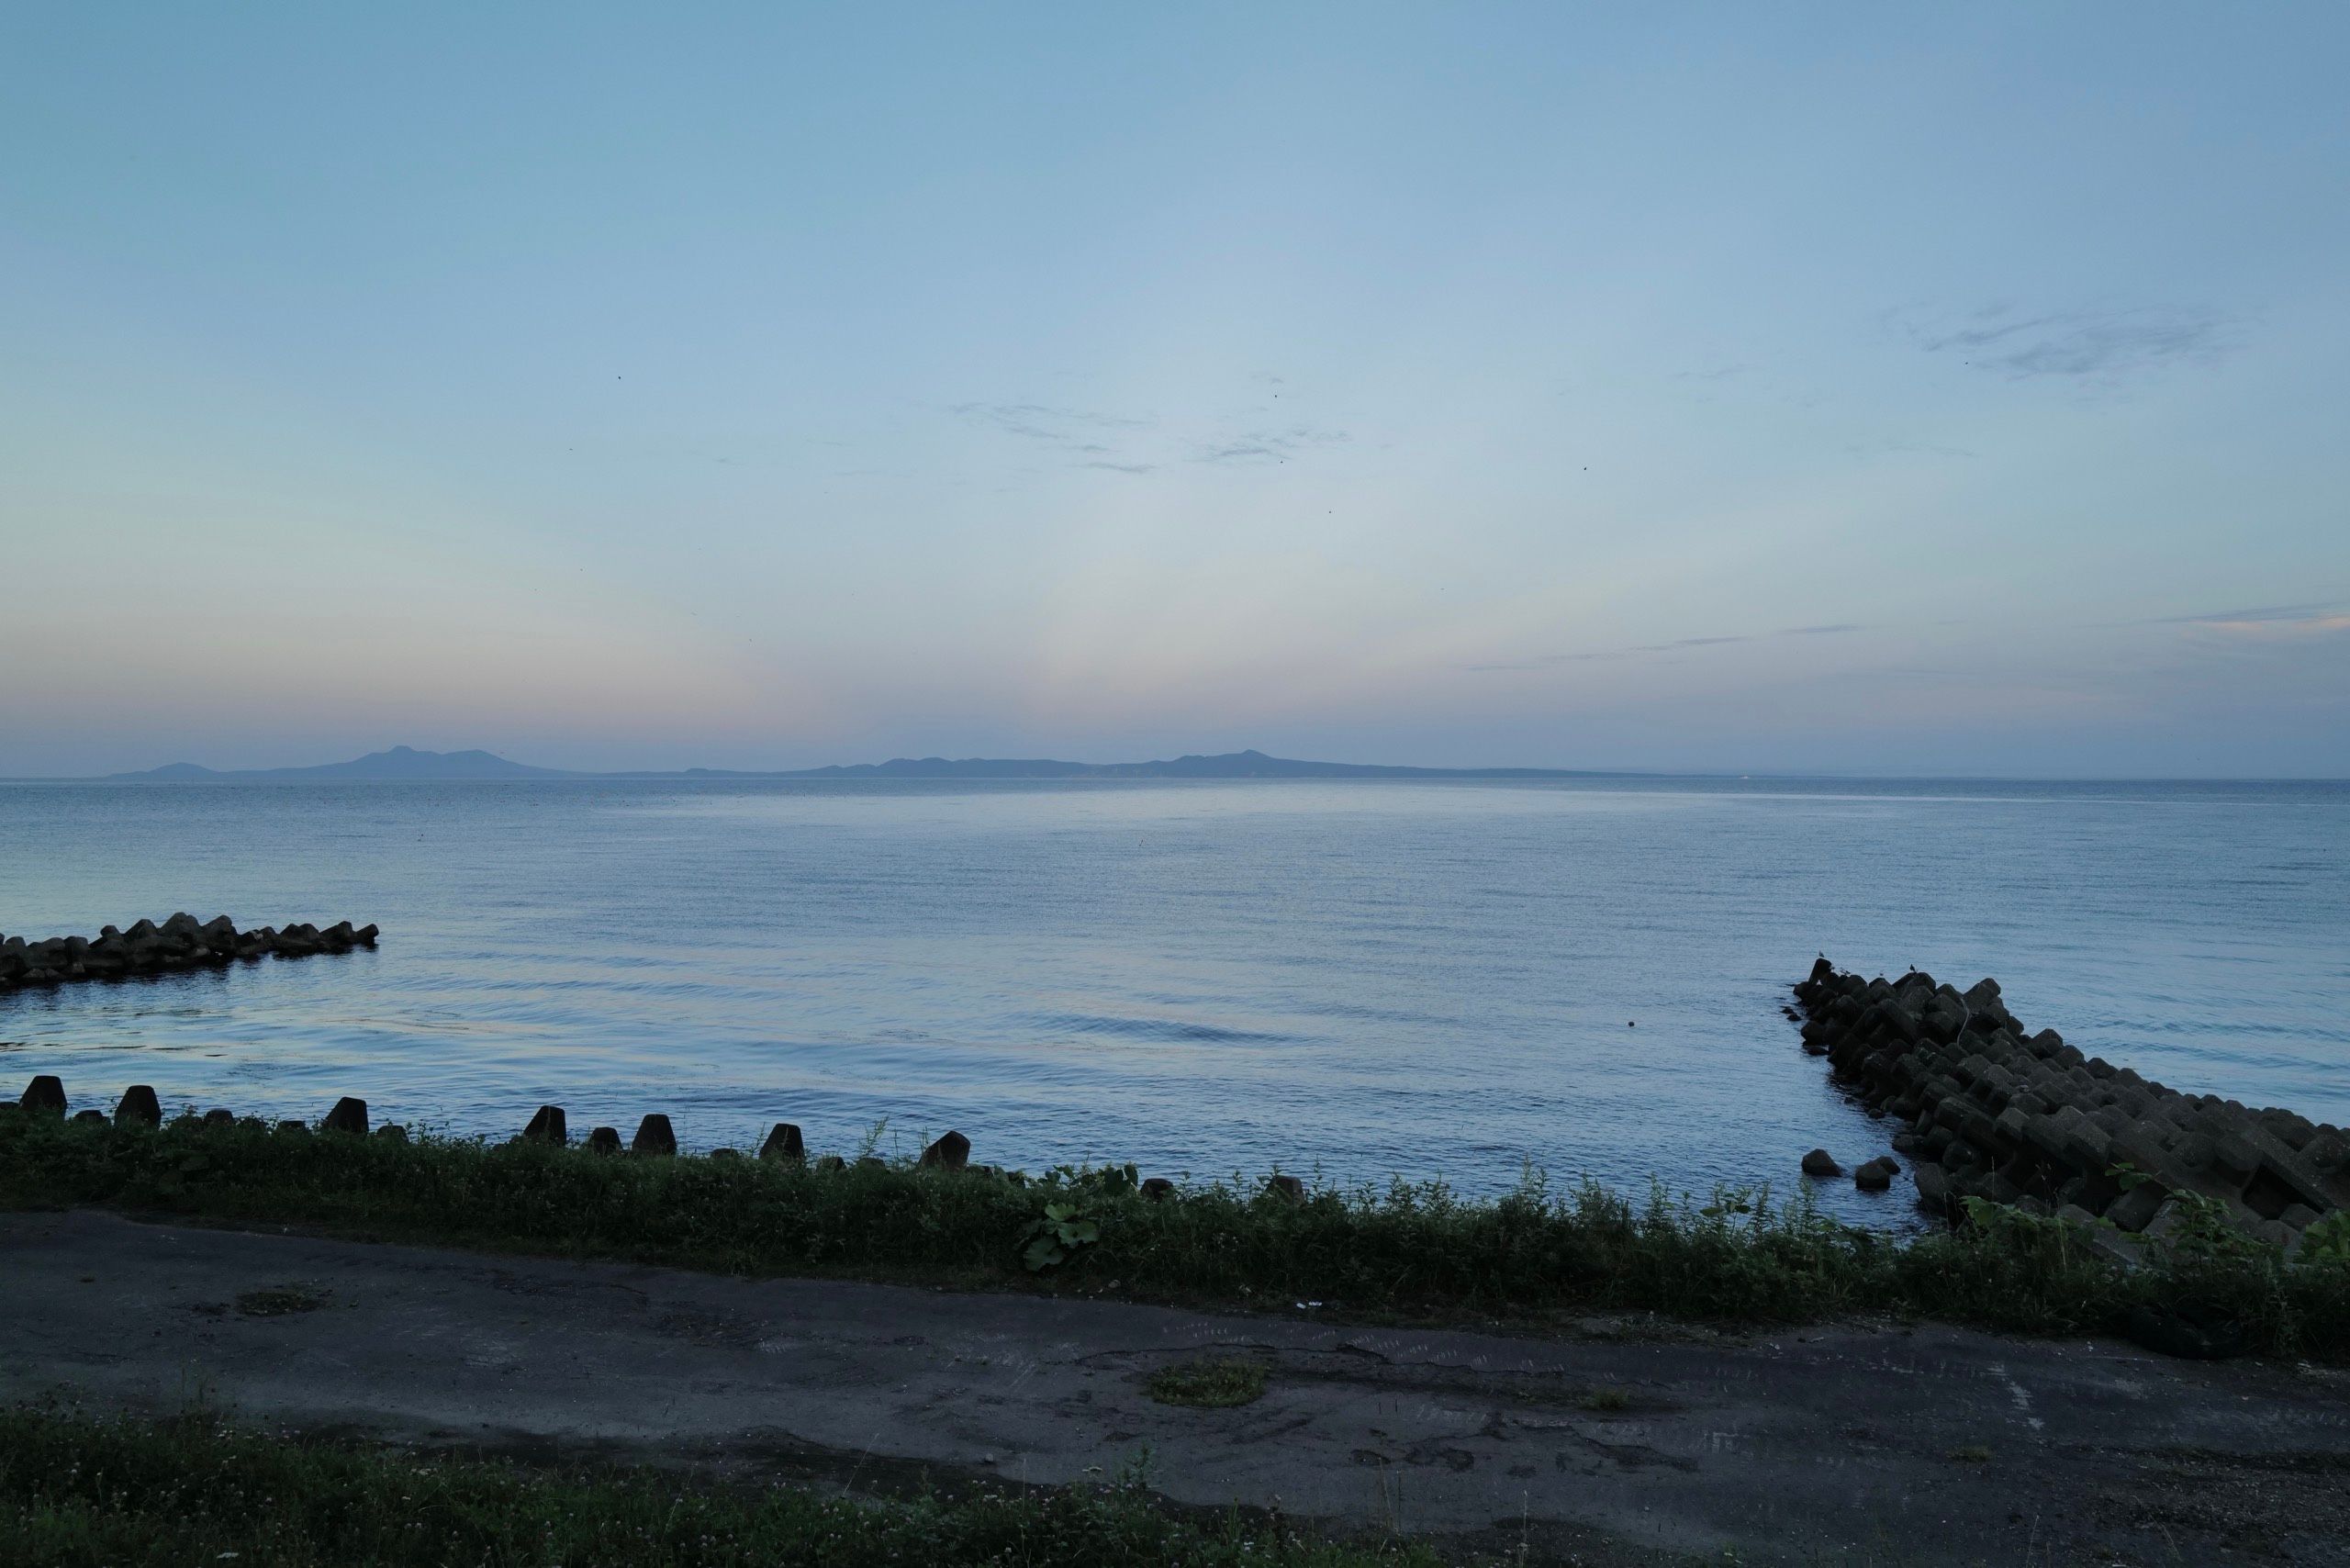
[1791,958,2349,1253]
[0,913,378,992]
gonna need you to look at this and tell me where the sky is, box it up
[3,3,2346,778]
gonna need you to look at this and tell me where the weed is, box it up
[0,1406,1427,1566]
[1946,1444,1994,1463]
[2304,1212,2350,1269]
[234,1285,327,1317]
[1022,1201,1101,1271]
[2,1110,2344,1356]
[1147,1358,1268,1408]
[1582,1384,1632,1413]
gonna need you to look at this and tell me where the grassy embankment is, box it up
[0,1405,1440,1568]
[3,1107,2346,1357]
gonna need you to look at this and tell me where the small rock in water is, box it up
[114,1085,162,1128]
[19,1076,66,1116]
[759,1123,805,1163]
[1267,1173,1306,1204]
[587,1126,622,1156]
[322,1097,368,1137]
[522,1104,567,1146]
[1801,1148,1842,1178]
[920,1130,971,1170]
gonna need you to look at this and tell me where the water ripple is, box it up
[2,775,2344,1223]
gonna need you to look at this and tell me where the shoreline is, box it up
[14,948,2344,1244]
[6,1087,2346,1362]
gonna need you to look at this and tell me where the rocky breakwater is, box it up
[1791,958,2349,1256]
[0,913,378,992]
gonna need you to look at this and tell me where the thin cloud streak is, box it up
[2142,600,2344,626]
[950,402,1152,437]
[2191,615,2350,639]
[1900,304,2235,384]
[1190,427,1351,465]
[1844,439,1978,461]
[950,401,1158,466]
[1669,363,1751,383]
[951,400,1351,474]
[1467,623,1868,672]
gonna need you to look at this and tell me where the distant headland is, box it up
[96,745,1603,783]
[111,747,574,782]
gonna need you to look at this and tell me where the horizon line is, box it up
[5,743,2347,787]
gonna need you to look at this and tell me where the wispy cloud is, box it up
[1899,303,2235,385]
[951,402,1151,439]
[949,397,1351,476]
[1467,623,1867,672]
[1191,426,1351,465]
[2186,613,2350,641]
[1845,438,1978,461]
[2143,600,2343,627]
[949,401,1159,472]
[1630,623,1863,654]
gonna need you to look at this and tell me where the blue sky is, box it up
[4,3,2345,776]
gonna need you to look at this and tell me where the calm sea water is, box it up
[2,778,2344,1220]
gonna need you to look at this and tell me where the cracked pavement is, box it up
[6,1210,2349,1564]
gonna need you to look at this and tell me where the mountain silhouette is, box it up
[108,745,576,781]
[104,745,1595,782]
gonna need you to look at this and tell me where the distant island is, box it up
[99,745,1600,783]
[115,747,575,782]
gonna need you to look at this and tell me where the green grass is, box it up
[4,1107,2346,1359]
[233,1284,328,1317]
[0,1405,1438,1567]
[1146,1358,1269,1408]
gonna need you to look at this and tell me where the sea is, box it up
[2,777,2344,1224]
